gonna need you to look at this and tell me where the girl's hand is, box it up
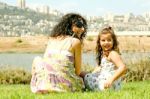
[104,78,113,89]
[92,66,101,73]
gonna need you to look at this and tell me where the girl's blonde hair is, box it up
[96,26,120,65]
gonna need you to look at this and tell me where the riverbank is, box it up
[0,36,96,53]
[0,36,150,53]
[0,36,47,53]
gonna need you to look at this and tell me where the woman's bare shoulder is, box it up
[72,38,81,46]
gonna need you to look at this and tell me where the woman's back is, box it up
[44,36,74,57]
[30,36,84,93]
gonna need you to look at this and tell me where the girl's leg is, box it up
[84,73,100,91]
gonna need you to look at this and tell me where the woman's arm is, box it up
[72,39,82,76]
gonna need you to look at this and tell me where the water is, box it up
[121,52,150,64]
[0,52,149,71]
[0,52,96,71]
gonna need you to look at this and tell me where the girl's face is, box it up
[100,33,113,52]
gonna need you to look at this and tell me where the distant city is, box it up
[0,0,150,37]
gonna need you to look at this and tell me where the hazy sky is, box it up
[0,0,150,16]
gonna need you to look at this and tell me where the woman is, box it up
[30,13,87,93]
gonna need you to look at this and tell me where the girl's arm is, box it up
[109,51,127,82]
[104,51,127,88]
[92,66,101,73]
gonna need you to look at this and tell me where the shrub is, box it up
[86,36,94,41]
[82,64,94,72]
[0,67,31,84]
[16,39,23,43]
[124,58,150,82]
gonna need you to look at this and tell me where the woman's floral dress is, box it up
[84,57,122,91]
[30,39,84,93]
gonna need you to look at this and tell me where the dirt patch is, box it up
[0,36,150,53]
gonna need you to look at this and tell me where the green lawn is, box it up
[0,81,150,99]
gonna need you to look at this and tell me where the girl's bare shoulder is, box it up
[109,50,120,56]
[108,50,121,60]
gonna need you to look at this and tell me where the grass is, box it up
[0,81,150,99]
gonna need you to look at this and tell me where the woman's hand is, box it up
[79,71,87,79]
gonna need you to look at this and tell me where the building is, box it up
[17,0,26,9]
[43,5,49,14]
[36,5,49,14]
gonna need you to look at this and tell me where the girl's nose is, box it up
[104,41,109,43]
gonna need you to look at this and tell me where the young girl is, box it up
[84,26,126,91]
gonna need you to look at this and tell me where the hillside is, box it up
[0,2,62,36]
[0,2,61,23]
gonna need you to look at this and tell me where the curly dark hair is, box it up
[50,13,87,41]
[96,26,120,66]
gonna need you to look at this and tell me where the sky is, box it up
[0,0,150,16]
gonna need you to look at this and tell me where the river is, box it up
[0,52,149,71]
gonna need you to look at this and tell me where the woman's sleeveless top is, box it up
[30,37,84,93]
